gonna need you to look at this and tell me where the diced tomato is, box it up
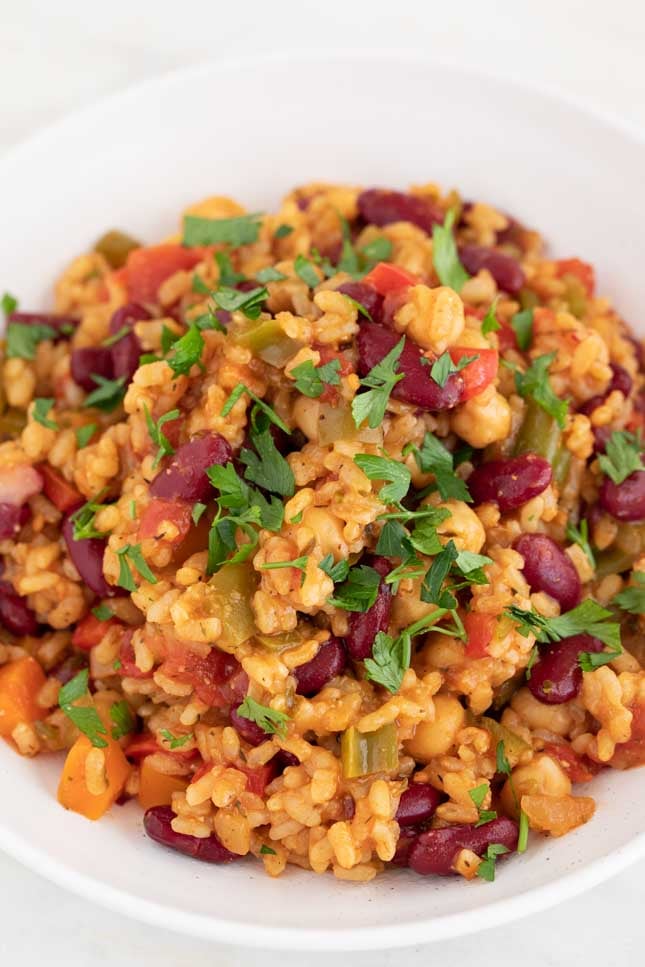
[543,742,602,783]
[40,464,82,513]
[362,262,418,295]
[610,702,645,769]
[237,761,277,796]
[124,732,199,763]
[138,499,193,547]
[497,321,518,352]
[449,346,498,401]
[464,612,496,659]
[72,612,121,652]
[117,629,153,679]
[159,643,248,707]
[123,244,203,304]
[555,258,595,297]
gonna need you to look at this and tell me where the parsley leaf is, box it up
[512,352,568,429]
[421,540,459,608]
[328,564,382,612]
[430,351,478,389]
[318,554,350,583]
[255,266,288,283]
[236,696,289,738]
[70,492,109,541]
[354,453,411,506]
[6,322,56,359]
[506,599,621,650]
[159,729,193,749]
[511,308,533,351]
[182,212,262,247]
[213,285,268,320]
[84,374,126,412]
[214,251,245,287]
[351,336,405,429]
[469,783,498,826]
[115,543,158,591]
[481,299,501,336]
[101,325,130,348]
[566,517,595,568]
[240,424,295,498]
[496,740,512,776]
[408,432,472,502]
[294,254,321,288]
[91,604,114,621]
[364,630,411,693]
[476,843,509,882]
[578,648,623,671]
[32,397,58,430]
[407,506,452,557]
[110,700,135,740]
[58,670,107,748]
[360,238,393,269]
[432,209,470,291]
[275,223,293,239]
[612,572,645,615]
[221,383,290,434]
[261,556,308,585]
[191,501,207,525]
[598,430,642,485]
[166,325,205,376]
[2,291,18,316]
[291,358,341,398]
[517,807,529,853]
[260,844,277,855]
[144,406,180,468]
[336,214,359,275]
[75,423,96,449]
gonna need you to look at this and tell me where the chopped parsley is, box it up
[328,564,382,612]
[566,517,595,568]
[161,324,181,351]
[432,209,470,292]
[291,358,341,398]
[159,729,194,749]
[351,336,405,429]
[510,352,568,429]
[612,572,645,615]
[2,291,18,316]
[353,453,411,506]
[578,648,623,670]
[214,251,245,287]
[115,543,158,591]
[58,670,107,748]
[32,397,58,430]
[191,501,207,525]
[318,554,350,583]
[144,406,180,468]
[260,556,308,585]
[481,299,501,336]
[525,644,538,679]
[212,285,268,320]
[510,308,533,351]
[364,630,411,693]
[260,845,277,856]
[70,492,109,541]
[165,324,205,376]
[192,274,211,295]
[182,212,262,247]
[91,604,114,621]
[407,431,472,502]
[240,416,295,498]
[476,843,509,882]
[294,254,321,288]
[75,423,96,449]
[430,351,478,389]
[469,783,497,826]
[221,383,290,434]
[109,700,135,740]
[84,375,126,412]
[274,223,294,239]
[598,430,642,485]
[360,237,393,269]
[421,539,492,607]
[336,214,359,275]
[101,325,130,348]
[236,696,289,738]
[255,266,288,283]
[517,807,529,853]
[6,321,56,359]
[506,599,621,650]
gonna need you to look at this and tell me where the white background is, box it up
[0,0,643,963]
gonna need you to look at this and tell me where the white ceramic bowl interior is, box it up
[0,53,643,950]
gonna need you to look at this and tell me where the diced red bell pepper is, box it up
[159,642,248,707]
[555,258,595,297]
[125,732,199,763]
[463,612,496,658]
[362,262,418,295]
[40,464,82,513]
[449,347,499,402]
[117,629,154,679]
[72,612,122,652]
[609,702,645,769]
[123,244,204,304]
[543,742,602,783]
[237,761,277,796]
[138,498,193,547]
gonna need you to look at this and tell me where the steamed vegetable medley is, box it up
[0,182,643,884]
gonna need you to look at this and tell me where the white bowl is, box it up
[0,52,643,950]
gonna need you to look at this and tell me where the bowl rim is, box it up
[0,48,644,950]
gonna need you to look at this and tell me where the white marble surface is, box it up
[0,0,643,963]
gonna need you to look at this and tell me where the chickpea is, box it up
[404,694,466,762]
[430,498,486,553]
[391,577,438,630]
[450,385,511,448]
[292,396,320,442]
[393,284,465,354]
[301,507,348,559]
[500,754,572,818]
[509,686,574,737]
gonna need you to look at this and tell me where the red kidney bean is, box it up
[468,454,552,511]
[346,555,392,660]
[391,827,419,867]
[237,279,262,293]
[144,806,239,864]
[608,363,633,398]
[8,311,78,336]
[408,817,519,876]
[395,783,443,827]
[0,580,38,635]
[109,302,150,385]
[357,322,463,411]
[358,189,444,234]
[150,432,233,502]
[336,281,383,324]
[381,288,409,329]
[459,245,525,295]
[273,749,299,772]
[514,534,581,612]
[62,514,114,597]
[578,364,634,454]
[109,302,151,334]
[599,470,645,522]
[528,634,604,704]
[52,652,88,685]
[341,794,356,820]
[0,502,29,539]
[230,706,266,746]
[294,636,346,696]
[71,347,115,391]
